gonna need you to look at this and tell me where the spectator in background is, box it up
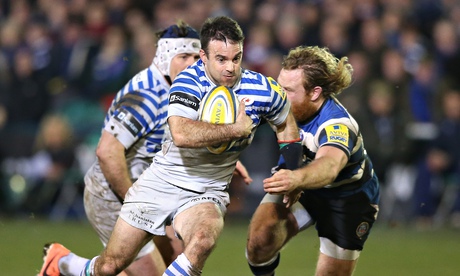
[82,0,110,43]
[319,17,350,57]
[356,80,412,185]
[49,14,99,108]
[81,24,132,107]
[337,50,371,117]
[416,87,460,229]
[403,55,441,228]
[273,14,304,54]
[380,8,403,49]
[23,18,55,80]
[298,1,321,46]
[243,21,275,74]
[2,113,78,216]
[353,18,387,76]
[355,79,414,224]
[0,47,49,159]
[0,19,22,67]
[380,48,412,113]
[431,19,460,85]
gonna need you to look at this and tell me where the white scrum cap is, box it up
[153,23,201,77]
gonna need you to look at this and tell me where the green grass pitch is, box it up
[1,216,459,275]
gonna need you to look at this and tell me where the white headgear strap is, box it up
[153,38,201,76]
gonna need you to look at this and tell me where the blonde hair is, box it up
[282,46,353,97]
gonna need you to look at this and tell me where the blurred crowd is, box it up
[1,0,460,230]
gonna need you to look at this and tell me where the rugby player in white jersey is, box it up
[39,21,203,276]
[39,16,301,276]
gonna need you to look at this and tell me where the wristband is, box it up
[278,138,302,149]
[279,141,303,170]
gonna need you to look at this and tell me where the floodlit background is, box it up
[1,0,460,275]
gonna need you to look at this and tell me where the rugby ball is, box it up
[199,86,238,154]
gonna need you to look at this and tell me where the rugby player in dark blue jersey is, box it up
[246,46,380,276]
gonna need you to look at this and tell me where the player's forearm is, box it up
[98,152,132,200]
[169,116,247,148]
[296,155,342,189]
[274,112,299,141]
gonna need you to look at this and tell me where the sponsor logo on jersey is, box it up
[114,108,142,137]
[169,92,199,110]
[325,124,349,146]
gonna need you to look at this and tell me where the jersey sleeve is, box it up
[317,123,357,158]
[104,89,163,149]
[167,70,202,120]
[263,76,290,126]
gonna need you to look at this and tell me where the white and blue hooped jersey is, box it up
[85,64,170,201]
[147,59,291,193]
[280,97,378,199]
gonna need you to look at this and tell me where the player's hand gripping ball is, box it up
[199,85,239,154]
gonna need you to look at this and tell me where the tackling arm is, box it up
[263,145,348,195]
[295,145,348,189]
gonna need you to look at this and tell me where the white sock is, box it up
[58,253,90,276]
[163,253,201,276]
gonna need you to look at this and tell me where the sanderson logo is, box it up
[170,93,198,108]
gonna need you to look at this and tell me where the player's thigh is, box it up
[173,189,229,245]
[174,202,224,246]
[302,191,378,251]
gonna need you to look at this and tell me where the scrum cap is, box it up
[153,24,201,77]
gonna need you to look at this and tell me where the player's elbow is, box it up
[168,116,192,147]
[96,143,111,161]
[170,131,189,147]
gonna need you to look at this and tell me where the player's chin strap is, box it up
[278,138,302,170]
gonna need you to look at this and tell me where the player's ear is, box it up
[199,49,207,63]
[311,86,322,101]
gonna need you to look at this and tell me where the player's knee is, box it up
[246,233,278,263]
[191,228,220,254]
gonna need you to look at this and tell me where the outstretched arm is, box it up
[263,145,348,193]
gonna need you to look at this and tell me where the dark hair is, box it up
[200,16,245,55]
[155,20,199,40]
